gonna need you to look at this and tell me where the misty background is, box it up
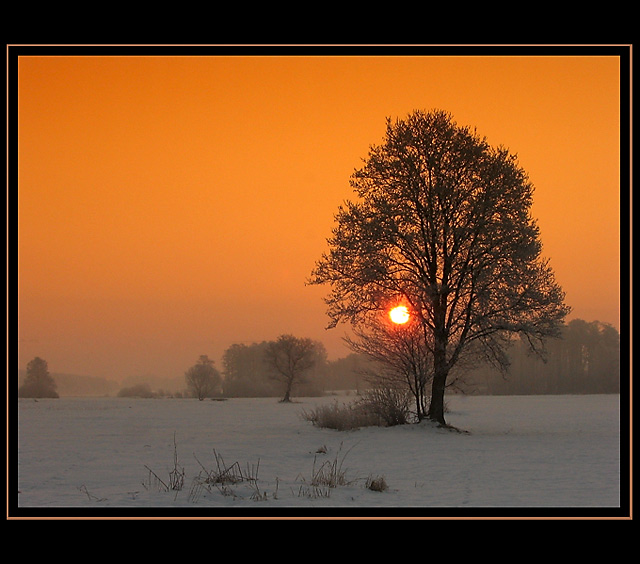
[17,318,620,398]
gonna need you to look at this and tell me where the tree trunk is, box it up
[428,324,448,426]
[428,368,447,425]
[281,377,293,402]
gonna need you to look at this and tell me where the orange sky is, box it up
[15,48,624,381]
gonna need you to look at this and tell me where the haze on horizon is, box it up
[16,49,623,382]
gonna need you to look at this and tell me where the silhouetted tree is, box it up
[264,335,320,402]
[18,357,59,398]
[185,355,221,400]
[310,110,570,425]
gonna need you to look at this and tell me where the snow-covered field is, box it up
[14,394,624,517]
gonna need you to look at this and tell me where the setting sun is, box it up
[389,306,410,324]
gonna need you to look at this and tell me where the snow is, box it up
[14,394,623,517]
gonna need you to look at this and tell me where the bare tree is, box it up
[345,310,432,421]
[310,110,570,425]
[264,335,319,402]
[185,355,221,400]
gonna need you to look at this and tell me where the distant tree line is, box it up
[222,334,394,399]
[462,319,620,395]
[222,336,327,400]
[17,368,119,397]
[117,382,156,398]
[217,320,621,400]
[18,319,619,400]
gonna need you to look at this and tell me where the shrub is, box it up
[302,388,410,430]
[354,388,411,426]
[301,401,379,431]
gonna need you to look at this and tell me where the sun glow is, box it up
[389,305,410,324]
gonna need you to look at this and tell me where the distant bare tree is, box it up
[264,335,319,402]
[18,357,58,398]
[185,355,221,400]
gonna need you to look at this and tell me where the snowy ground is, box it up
[13,394,624,518]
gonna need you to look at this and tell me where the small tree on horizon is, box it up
[309,109,570,426]
[18,357,59,398]
[185,355,221,400]
[264,335,319,402]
